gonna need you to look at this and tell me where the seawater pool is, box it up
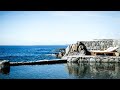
[1,46,120,79]
[1,63,120,79]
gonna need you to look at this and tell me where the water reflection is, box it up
[1,62,120,79]
[66,62,120,79]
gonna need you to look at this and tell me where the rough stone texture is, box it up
[64,42,91,56]
[79,39,114,51]
[64,39,120,57]
[67,56,120,63]
[0,60,10,74]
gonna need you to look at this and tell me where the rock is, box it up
[0,60,10,74]
[64,45,70,56]
[62,39,120,60]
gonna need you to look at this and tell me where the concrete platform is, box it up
[10,59,67,66]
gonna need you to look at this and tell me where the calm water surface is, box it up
[1,63,120,79]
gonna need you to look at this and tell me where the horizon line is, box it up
[0,44,69,46]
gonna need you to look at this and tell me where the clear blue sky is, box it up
[0,11,120,45]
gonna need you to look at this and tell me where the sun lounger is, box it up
[90,46,119,56]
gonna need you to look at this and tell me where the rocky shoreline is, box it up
[66,55,120,63]
[1,39,120,70]
[58,39,120,62]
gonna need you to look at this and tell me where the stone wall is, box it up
[67,56,120,63]
[78,39,114,51]
[63,39,120,57]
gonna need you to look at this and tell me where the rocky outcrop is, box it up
[64,42,91,57]
[0,60,10,74]
[63,39,120,57]
[55,48,66,58]
[0,60,10,69]
[61,39,120,62]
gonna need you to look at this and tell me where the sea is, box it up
[0,45,120,79]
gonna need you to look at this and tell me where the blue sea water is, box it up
[1,45,120,79]
[0,45,67,62]
[0,45,71,79]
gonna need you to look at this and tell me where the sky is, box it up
[0,11,120,45]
